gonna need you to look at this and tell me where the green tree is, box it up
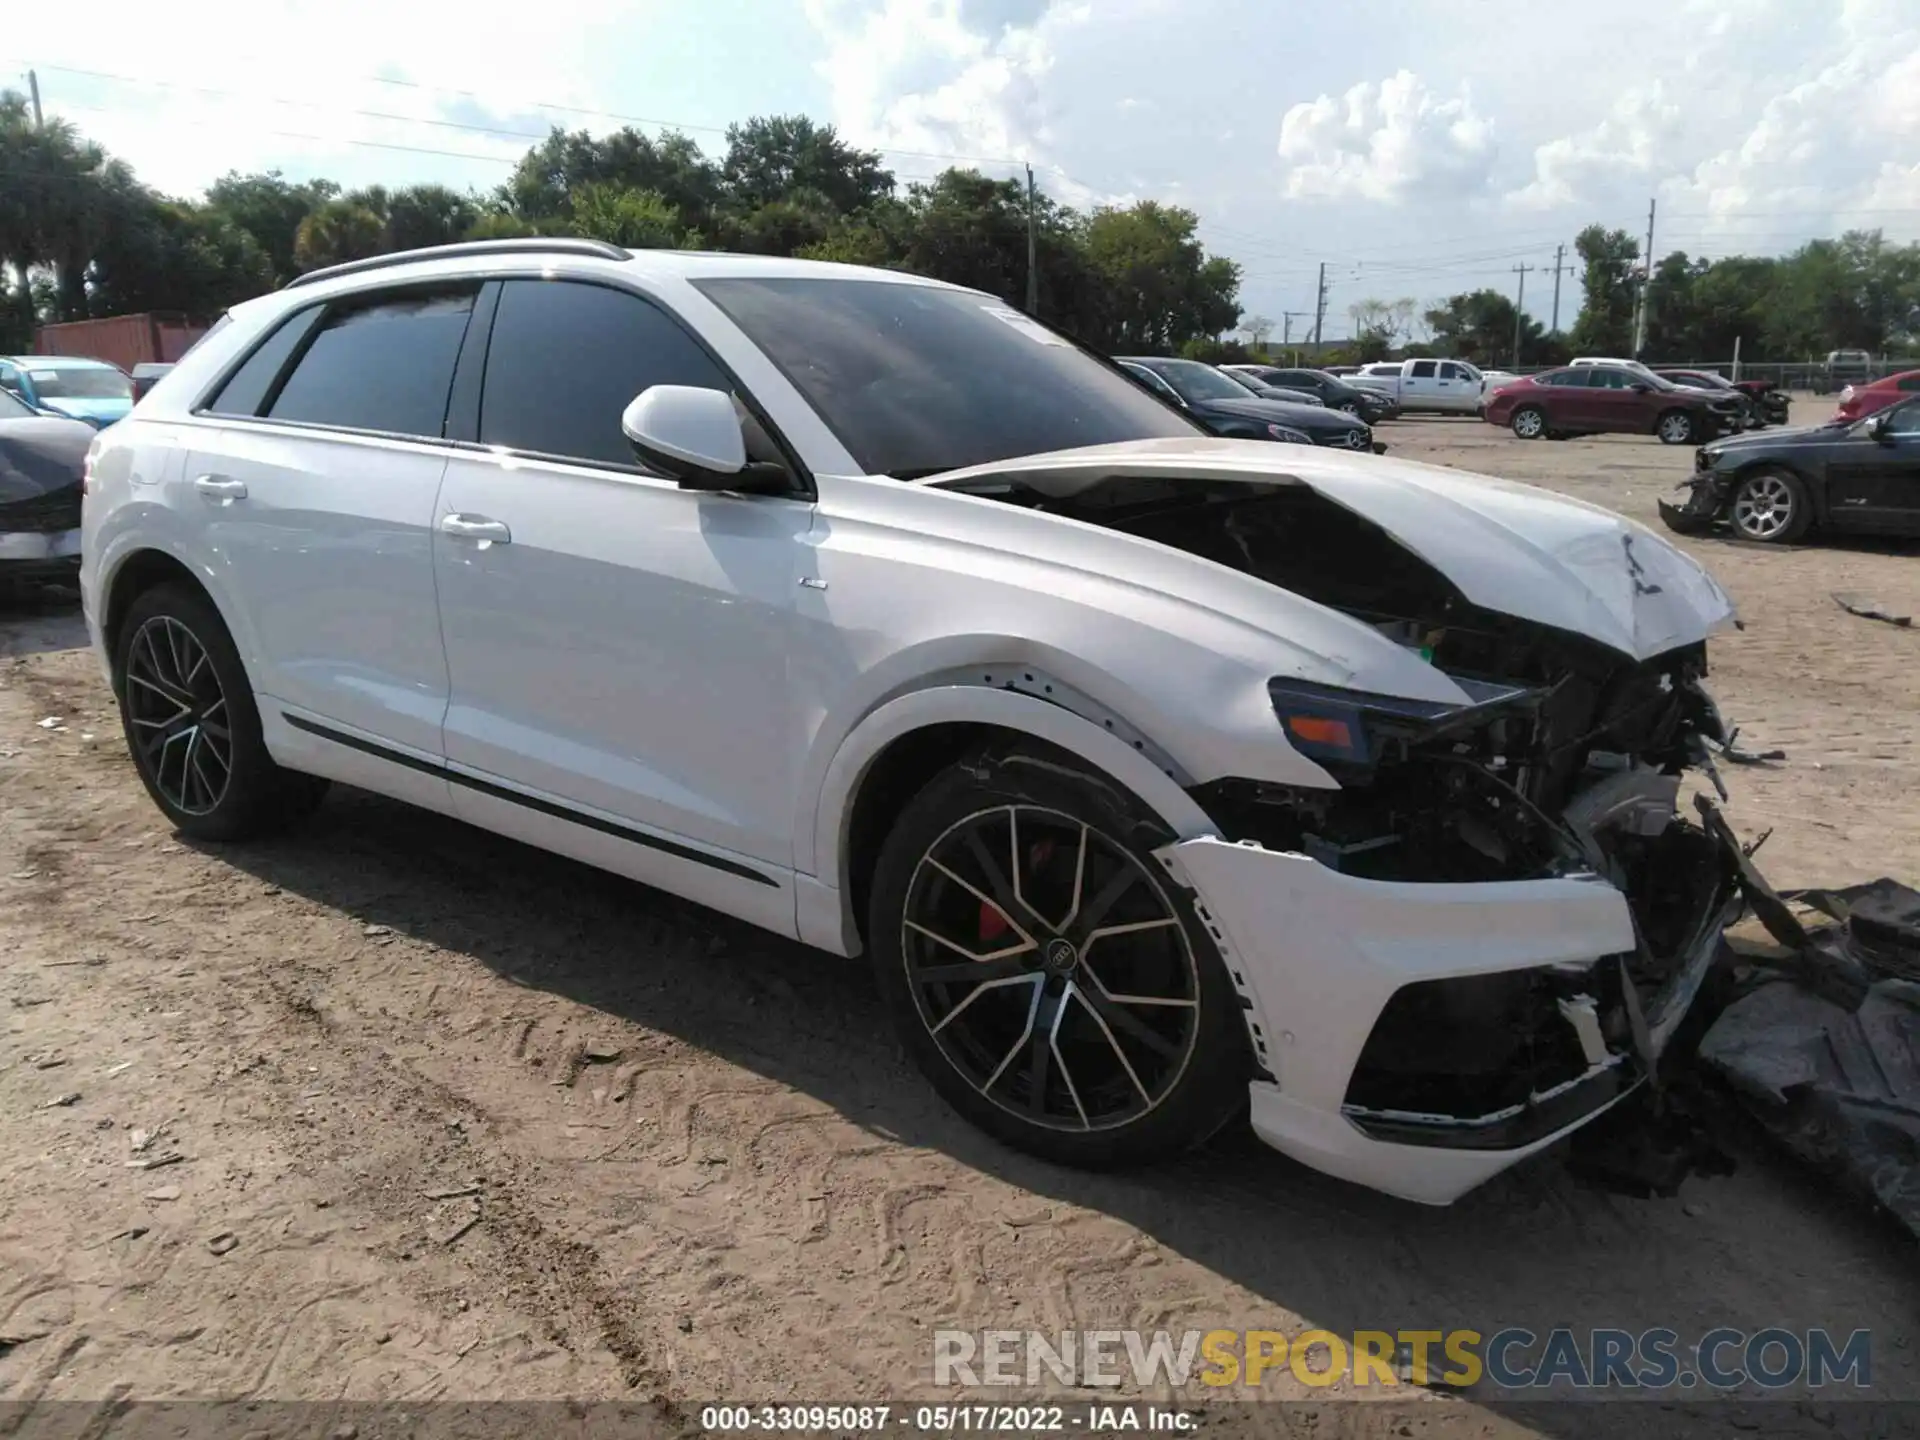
[1078,201,1240,350]
[502,126,721,233]
[465,210,539,240]
[1569,224,1640,355]
[292,199,387,272]
[567,183,683,248]
[1423,288,1544,364]
[381,184,479,252]
[720,115,892,217]
[202,171,338,284]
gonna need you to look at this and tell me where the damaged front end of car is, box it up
[1657,450,1733,535]
[926,447,1765,1193]
[1190,637,1747,1150]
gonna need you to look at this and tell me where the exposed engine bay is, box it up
[953,471,1757,1146]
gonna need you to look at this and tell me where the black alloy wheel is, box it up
[124,613,232,816]
[113,583,329,840]
[869,752,1247,1167]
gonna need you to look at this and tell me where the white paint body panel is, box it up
[433,449,812,865]
[1167,837,1637,1204]
[79,248,1747,1205]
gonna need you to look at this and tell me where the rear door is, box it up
[184,284,470,777]
[1828,399,1920,530]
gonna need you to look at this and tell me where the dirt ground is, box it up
[3,402,1918,1429]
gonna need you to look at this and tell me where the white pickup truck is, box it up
[1349,357,1487,414]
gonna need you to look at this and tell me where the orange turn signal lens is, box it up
[1284,715,1355,750]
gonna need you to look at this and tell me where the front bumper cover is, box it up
[1160,836,1739,1205]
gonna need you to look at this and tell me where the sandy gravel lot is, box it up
[3,403,1917,1431]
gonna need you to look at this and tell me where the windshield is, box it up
[0,386,34,419]
[29,365,132,401]
[693,278,1201,476]
[1135,359,1251,404]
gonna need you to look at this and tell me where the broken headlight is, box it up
[1267,675,1540,768]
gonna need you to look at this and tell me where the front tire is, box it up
[1510,405,1547,439]
[868,749,1248,1168]
[1655,409,1697,445]
[1729,468,1812,544]
[113,584,329,840]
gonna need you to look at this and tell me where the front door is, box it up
[1437,361,1477,412]
[185,285,475,762]
[1579,367,1645,433]
[1828,399,1920,531]
[431,277,811,924]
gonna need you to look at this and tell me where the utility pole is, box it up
[27,69,43,128]
[1632,197,1656,358]
[1311,262,1328,351]
[1548,242,1569,336]
[1024,165,1038,315]
[1510,263,1533,367]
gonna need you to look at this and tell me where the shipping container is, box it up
[32,313,210,373]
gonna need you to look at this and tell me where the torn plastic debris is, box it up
[1699,876,1920,1241]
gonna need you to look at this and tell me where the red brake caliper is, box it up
[980,837,1057,944]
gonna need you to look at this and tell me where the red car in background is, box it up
[1835,370,1920,422]
[1483,364,1744,444]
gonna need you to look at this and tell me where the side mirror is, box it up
[1630,381,1651,393]
[1869,411,1895,443]
[621,385,749,488]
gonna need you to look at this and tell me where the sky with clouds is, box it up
[11,0,1920,340]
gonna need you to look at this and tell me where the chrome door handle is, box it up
[193,474,247,500]
[439,513,512,544]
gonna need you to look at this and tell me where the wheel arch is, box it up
[100,548,229,683]
[809,684,1219,956]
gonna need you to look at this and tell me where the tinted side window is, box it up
[480,280,731,467]
[206,306,321,416]
[268,288,476,438]
[1409,361,1437,378]
[1898,376,1920,392]
[1439,362,1467,381]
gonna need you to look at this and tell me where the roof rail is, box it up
[284,237,631,290]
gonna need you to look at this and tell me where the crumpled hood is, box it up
[921,437,1738,662]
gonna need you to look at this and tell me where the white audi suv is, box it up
[83,238,1750,1203]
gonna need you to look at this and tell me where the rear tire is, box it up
[113,583,329,841]
[1510,405,1547,440]
[1655,409,1697,445]
[1728,468,1812,545]
[867,748,1249,1168]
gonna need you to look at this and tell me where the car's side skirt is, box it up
[268,707,801,943]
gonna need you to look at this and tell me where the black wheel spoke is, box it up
[961,819,1039,933]
[1076,977,1180,1060]
[913,955,1034,987]
[1074,863,1141,940]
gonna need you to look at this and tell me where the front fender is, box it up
[801,683,1222,905]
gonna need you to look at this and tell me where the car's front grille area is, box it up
[0,485,81,534]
